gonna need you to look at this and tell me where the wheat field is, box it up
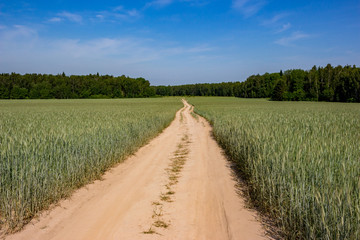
[189,97,360,240]
[0,98,182,231]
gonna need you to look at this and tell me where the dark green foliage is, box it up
[10,85,28,99]
[271,79,287,101]
[0,73,155,99]
[2,64,359,102]
[234,64,360,102]
[153,82,241,97]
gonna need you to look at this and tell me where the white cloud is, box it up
[276,23,291,33]
[0,25,38,59]
[49,38,213,61]
[48,17,62,22]
[181,0,209,6]
[0,25,214,80]
[275,31,309,46]
[95,7,141,22]
[262,13,289,25]
[57,11,82,23]
[126,9,140,17]
[96,14,104,20]
[0,25,37,40]
[144,0,208,8]
[232,0,266,17]
[145,0,174,8]
[113,6,124,11]
[261,13,291,33]
[160,45,213,56]
[233,0,248,8]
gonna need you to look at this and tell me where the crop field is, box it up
[0,98,182,231]
[188,97,360,239]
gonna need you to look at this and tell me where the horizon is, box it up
[2,63,358,86]
[1,0,359,85]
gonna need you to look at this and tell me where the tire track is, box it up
[5,100,270,240]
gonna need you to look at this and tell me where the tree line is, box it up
[0,73,155,99]
[239,64,360,102]
[154,64,360,102]
[1,64,359,102]
[153,82,239,97]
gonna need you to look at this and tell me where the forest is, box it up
[0,73,155,99]
[155,64,360,102]
[1,64,359,102]
[240,64,360,102]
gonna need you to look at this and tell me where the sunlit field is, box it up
[0,98,182,231]
[189,97,360,240]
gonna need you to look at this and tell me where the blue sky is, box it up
[0,0,359,85]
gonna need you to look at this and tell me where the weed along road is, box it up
[6,100,268,240]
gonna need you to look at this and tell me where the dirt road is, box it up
[6,100,269,240]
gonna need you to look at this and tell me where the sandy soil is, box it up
[5,100,269,240]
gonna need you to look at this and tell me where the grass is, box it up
[152,205,163,218]
[153,220,169,228]
[152,201,162,206]
[0,98,182,232]
[144,131,190,234]
[142,227,157,234]
[188,97,360,240]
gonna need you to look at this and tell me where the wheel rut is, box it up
[5,100,269,240]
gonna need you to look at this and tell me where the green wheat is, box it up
[0,98,182,231]
[189,97,360,240]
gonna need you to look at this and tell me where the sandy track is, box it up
[5,100,268,240]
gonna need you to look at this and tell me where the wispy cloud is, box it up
[275,31,310,46]
[261,13,292,34]
[113,6,125,11]
[232,0,266,17]
[126,9,140,17]
[49,11,83,23]
[163,45,214,55]
[114,10,141,20]
[0,25,37,40]
[94,6,141,22]
[0,25,214,77]
[145,0,174,8]
[48,17,62,23]
[113,5,140,17]
[47,6,141,25]
[276,23,291,33]
[145,0,209,8]
[181,0,209,7]
[0,25,38,56]
[262,13,289,25]
[95,14,105,20]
